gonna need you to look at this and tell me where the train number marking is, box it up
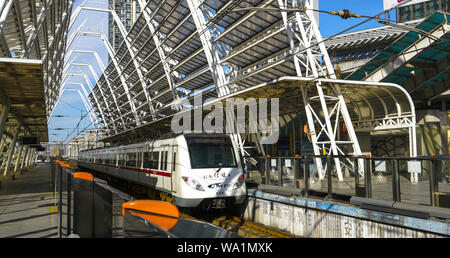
[208,183,228,189]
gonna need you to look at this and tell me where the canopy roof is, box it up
[0,58,48,142]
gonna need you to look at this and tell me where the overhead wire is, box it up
[54,97,98,144]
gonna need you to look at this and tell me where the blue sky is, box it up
[318,1,387,37]
[49,0,109,143]
[48,0,392,144]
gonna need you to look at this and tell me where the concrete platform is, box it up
[0,164,58,238]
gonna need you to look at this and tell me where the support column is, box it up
[0,126,10,152]
[27,148,35,168]
[3,126,19,176]
[0,102,10,140]
[20,146,29,170]
[14,144,24,173]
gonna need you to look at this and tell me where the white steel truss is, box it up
[0,0,72,174]
[274,0,363,180]
[65,62,118,134]
[62,0,422,183]
[62,49,125,134]
[62,72,105,129]
[65,29,140,126]
[137,0,181,112]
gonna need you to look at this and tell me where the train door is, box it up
[161,144,170,191]
[155,147,163,189]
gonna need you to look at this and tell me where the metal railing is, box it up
[246,155,450,208]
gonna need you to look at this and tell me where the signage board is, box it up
[22,137,38,145]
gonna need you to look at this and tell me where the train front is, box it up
[175,134,247,210]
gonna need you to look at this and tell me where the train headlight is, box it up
[182,176,205,191]
[233,174,245,189]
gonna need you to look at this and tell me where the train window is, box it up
[173,152,176,172]
[152,152,159,169]
[143,152,160,169]
[119,153,125,166]
[126,152,137,167]
[137,151,142,168]
[143,152,150,168]
[186,136,237,169]
[143,152,156,169]
[163,151,168,171]
[160,151,165,170]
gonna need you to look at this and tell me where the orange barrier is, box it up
[55,160,74,168]
[73,172,94,182]
[122,200,179,230]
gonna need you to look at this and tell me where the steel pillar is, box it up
[3,126,19,176]
[0,100,11,138]
[278,0,363,180]
[13,143,23,173]
[20,146,29,170]
[27,148,35,168]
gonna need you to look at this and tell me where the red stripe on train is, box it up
[89,163,171,178]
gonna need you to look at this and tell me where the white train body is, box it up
[77,134,247,208]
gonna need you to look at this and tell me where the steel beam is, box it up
[13,143,23,172]
[137,0,180,112]
[186,0,230,97]
[20,145,28,170]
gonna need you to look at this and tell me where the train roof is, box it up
[79,133,233,153]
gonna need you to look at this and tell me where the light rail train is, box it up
[77,133,247,210]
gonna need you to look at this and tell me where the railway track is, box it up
[181,208,294,238]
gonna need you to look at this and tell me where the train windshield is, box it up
[186,136,237,169]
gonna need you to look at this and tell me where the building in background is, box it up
[108,0,141,52]
[65,129,107,159]
[66,137,83,159]
[51,142,64,157]
[384,0,450,22]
